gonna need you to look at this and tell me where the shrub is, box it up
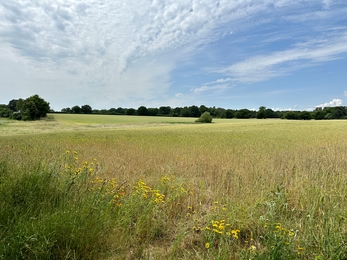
[195,112,213,123]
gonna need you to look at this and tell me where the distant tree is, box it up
[210,107,226,118]
[125,108,136,115]
[331,106,347,119]
[299,111,312,120]
[189,105,200,117]
[108,108,117,115]
[61,107,71,113]
[71,105,82,114]
[158,106,171,116]
[265,108,277,118]
[180,107,190,117]
[21,100,39,120]
[137,106,149,116]
[312,107,325,120]
[116,107,126,114]
[257,106,267,119]
[148,108,159,116]
[195,111,213,123]
[171,107,181,117]
[225,109,235,118]
[0,107,13,118]
[7,99,19,111]
[236,109,251,119]
[81,104,93,114]
[13,95,51,120]
[283,111,299,120]
[199,105,209,114]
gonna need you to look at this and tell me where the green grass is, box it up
[1,115,347,259]
[52,113,197,125]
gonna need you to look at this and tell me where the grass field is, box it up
[1,114,347,259]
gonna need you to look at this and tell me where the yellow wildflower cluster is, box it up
[89,177,126,206]
[160,175,193,196]
[264,222,303,254]
[133,179,165,204]
[194,219,241,239]
[271,222,296,239]
[64,150,99,176]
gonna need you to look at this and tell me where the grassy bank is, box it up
[1,116,347,259]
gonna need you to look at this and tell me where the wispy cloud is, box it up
[191,84,227,93]
[212,33,347,83]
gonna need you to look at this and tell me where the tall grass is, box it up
[1,117,347,259]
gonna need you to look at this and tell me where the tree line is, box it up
[60,104,347,120]
[2,95,347,120]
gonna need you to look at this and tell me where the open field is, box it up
[1,115,347,259]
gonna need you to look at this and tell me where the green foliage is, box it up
[195,111,213,123]
[0,154,116,259]
[0,108,13,118]
[236,109,252,119]
[81,104,93,114]
[137,106,149,116]
[71,105,81,114]
[125,108,136,115]
[257,106,267,119]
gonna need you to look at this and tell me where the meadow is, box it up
[1,114,347,259]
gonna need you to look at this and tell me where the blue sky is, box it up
[1,0,347,111]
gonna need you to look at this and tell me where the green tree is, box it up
[158,106,171,116]
[180,107,190,117]
[81,104,93,114]
[25,95,50,118]
[21,100,39,120]
[283,111,299,120]
[7,99,19,111]
[195,111,213,123]
[225,109,235,118]
[257,106,267,119]
[299,111,312,120]
[148,108,159,116]
[189,105,200,117]
[71,105,81,114]
[137,106,149,116]
[125,108,136,115]
[236,109,251,119]
[0,107,13,118]
[61,107,71,113]
[199,105,209,114]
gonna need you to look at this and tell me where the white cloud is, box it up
[212,33,347,83]
[344,90,347,97]
[191,84,227,93]
[205,78,233,85]
[316,99,343,108]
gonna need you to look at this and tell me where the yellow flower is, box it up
[205,243,210,249]
[213,229,223,234]
[249,245,256,251]
[65,150,70,154]
[231,229,240,239]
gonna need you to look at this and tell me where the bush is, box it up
[195,112,213,123]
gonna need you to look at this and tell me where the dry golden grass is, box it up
[2,115,347,258]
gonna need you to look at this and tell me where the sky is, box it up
[1,0,347,111]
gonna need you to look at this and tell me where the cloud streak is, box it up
[212,33,347,83]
